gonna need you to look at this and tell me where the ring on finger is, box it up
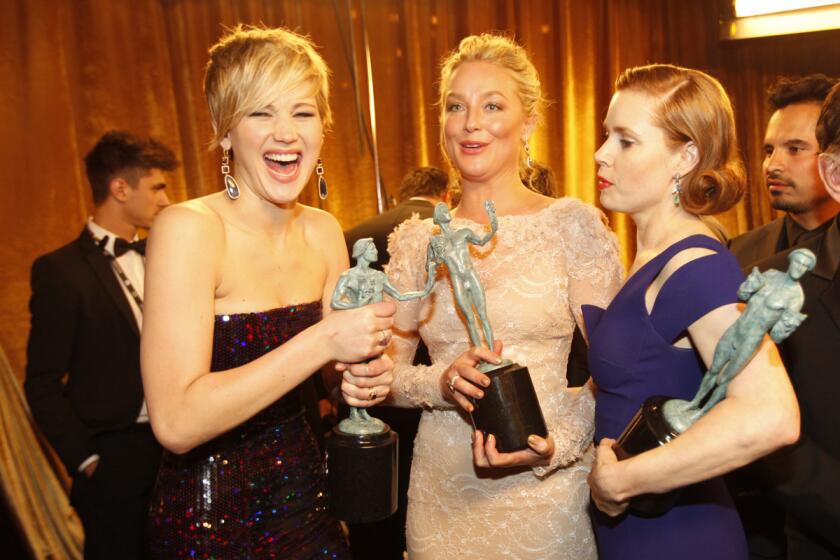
[368,388,378,400]
[448,374,461,393]
[378,330,390,344]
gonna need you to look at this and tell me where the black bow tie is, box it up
[112,237,147,257]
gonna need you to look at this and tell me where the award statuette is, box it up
[428,201,548,453]
[613,248,816,516]
[327,238,436,523]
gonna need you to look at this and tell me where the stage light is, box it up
[724,1,840,39]
[735,0,839,17]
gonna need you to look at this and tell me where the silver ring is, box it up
[448,374,461,393]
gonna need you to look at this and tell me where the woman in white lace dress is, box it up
[385,34,623,559]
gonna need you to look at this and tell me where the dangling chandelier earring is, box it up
[316,158,328,200]
[221,148,240,200]
[524,141,533,169]
[671,173,682,206]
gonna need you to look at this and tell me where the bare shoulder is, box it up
[660,244,718,279]
[148,195,226,254]
[297,204,343,244]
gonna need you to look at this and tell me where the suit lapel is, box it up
[821,270,840,331]
[78,230,141,338]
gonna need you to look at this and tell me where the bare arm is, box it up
[590,302,800,511]
[141,204,395,454]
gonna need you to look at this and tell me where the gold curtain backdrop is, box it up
[3,0,840,384]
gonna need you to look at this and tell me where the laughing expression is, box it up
[224,82,324,206]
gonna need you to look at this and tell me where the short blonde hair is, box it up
[438,33,545,183]
[615,64,745,215]
[204,25,332,147]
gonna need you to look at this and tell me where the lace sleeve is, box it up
[533,383,596,478]
[532,200,623,477]
[560,201,624,328]
[384,217,453,410]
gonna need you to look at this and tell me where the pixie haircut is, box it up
[816,82,840,154]
[616,64,745,216]
[767,74,837,112]
[204,25,332,147]
[84,130,177,205]
[438,33,545,184]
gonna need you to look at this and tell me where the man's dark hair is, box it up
[398,166,448,202]
[816,82,840,153]
[84,130,178,205]
[767,74,838,112]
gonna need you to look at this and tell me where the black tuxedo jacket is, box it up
[344,198,435,271]
[24,228,145,475]
[728,217,786,269]
[751,216,840,553]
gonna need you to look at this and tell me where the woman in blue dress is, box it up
[584,64,801,559]
[140,26,396,558]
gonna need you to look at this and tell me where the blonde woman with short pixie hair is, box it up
[141,26,393,558]
[386,33,622,558]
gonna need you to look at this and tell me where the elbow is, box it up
[739,401,800,457]
[150,416,200,455]
[775,407,801,448]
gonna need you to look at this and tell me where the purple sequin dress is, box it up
[149,302,349,559]
[583,235,748,560]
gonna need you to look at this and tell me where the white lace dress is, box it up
[385,198,623,559]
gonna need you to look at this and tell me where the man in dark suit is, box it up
[730,75,839,269]
[343,166,448,559]
[733,84,840,560]
[25,131,177,559]
[751,80,840,560]
[345,166,450,270]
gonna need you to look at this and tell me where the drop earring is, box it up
[671,173,682,206]
[316,158,328,200]
[524,141,533,169]
[221,148,240,200]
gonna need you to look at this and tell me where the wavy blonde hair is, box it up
[438,33,545,186]
[204,25,332,147]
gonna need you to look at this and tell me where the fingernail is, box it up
[467,404,474,413]
[528,435,538,445]
[475,390,484,398]
[482,378,490,387]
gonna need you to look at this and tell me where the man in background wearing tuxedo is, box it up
[730,74,839,268]
[25,131,177,559]
[749,80,840,560]
[343,166,448,559]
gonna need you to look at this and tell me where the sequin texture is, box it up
[149,302,349,559]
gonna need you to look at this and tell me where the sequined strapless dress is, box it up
[149,302,349,559]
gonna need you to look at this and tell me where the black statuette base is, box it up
[326,425,398,523]
[613,395,682,517]
[469,362,548,453]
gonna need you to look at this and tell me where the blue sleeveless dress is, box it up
[583,235,748,560]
